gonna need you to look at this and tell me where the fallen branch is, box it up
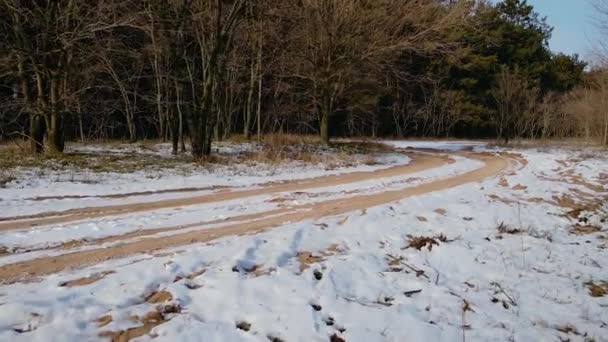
[491,282,517,306]
[387,254,430,279]
[403,289,422,297]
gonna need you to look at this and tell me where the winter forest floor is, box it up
[0,138,606,342]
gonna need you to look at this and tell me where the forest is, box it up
[1,0,607,158]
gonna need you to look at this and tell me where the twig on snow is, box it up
[491,282,517,306]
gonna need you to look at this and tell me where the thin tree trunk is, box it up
[320,86,334,145]
[17,55,43,153]
[47,76,64,154]
[604,114,608,146]
[174,80,186,154]
[30,115,45,153]
[256,7,263,141]
[149,16,165,140]
[256,49,262,141]
[244,58,255,140]
[320,106,329,145]
[78,112,85,143]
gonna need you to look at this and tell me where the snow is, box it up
[0,140,606,342]
[383,140,489,151]
[0,153,485,255]
[0,142,410,218]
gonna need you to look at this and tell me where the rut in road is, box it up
[0,151,449,256]
[0,152,450,232]
[0,152,512,283]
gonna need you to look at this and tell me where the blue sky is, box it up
[518,0,600,57]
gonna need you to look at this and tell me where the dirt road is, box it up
[0,151,513,283]
[0,152,450,231]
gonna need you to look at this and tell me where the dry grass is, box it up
[0,143,192,174]
[224,133,319,145]
[96,315,113,328]
[0,135,393,185]
[297,244,343,272]
[260,133,322,146]
[406,234,448,251]
[585,281,608,297]
[99,303,181,342]
[496,222,522,235]
[554,324,581,336]
[145,290,173,304]
[224,135,388,169]
[571,225,602,235]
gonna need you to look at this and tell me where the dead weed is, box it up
[297,244,342,272]
[585,281,608,297]
[145,291,173,304]
[99,303,181,342]
[496,222,522,235]
[571,225,602,235]
[406,234,449,251]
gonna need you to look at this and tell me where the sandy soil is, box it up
[0,150,513,283]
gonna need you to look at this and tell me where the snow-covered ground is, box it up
[383,140,489,151]
[0,141,409,218]
[0,154,481,255]
[0,140,606,342]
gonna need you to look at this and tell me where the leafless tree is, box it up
[185,0,248,158]
[491,66,539,144]
[2,0,136,153]
[280,0,469,144]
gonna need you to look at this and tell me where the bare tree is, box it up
[592,0,608,62]
[242,0,264,141]
[2,0,136,153]
[281,0,469,144]
[186,0,248,158]
[592,69,608,145]
[592,0,608,145]
[491,66,539,144]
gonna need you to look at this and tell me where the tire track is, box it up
[0,152,450,232]
[0,152,511,283]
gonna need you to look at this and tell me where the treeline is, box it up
[0,0,605,157]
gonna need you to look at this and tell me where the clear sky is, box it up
[522,0,600,57]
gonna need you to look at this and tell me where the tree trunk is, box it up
[171,125,179,155]
[17,56,43,153]
[256,20,263,142]
[30,115,45,153]
[320,108,329,145]
[244,58,255,140]
[190,93,211,159]
[126,109,136,143]
[320,90,332,145]
[180,118,186,153]
[256,57,262,141]
[204,124,213,156]
[46,77,64,154]
[76,99,85,143]
[190,111,206,159]
[604,115,608,146]
[47,113,64,154]
[174,80,187,154]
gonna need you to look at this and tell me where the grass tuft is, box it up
[585,281,608,297]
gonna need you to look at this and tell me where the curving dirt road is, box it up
[0,151,513,283]
[0,152,450,232]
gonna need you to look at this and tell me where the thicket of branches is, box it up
[0,0,605,158]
